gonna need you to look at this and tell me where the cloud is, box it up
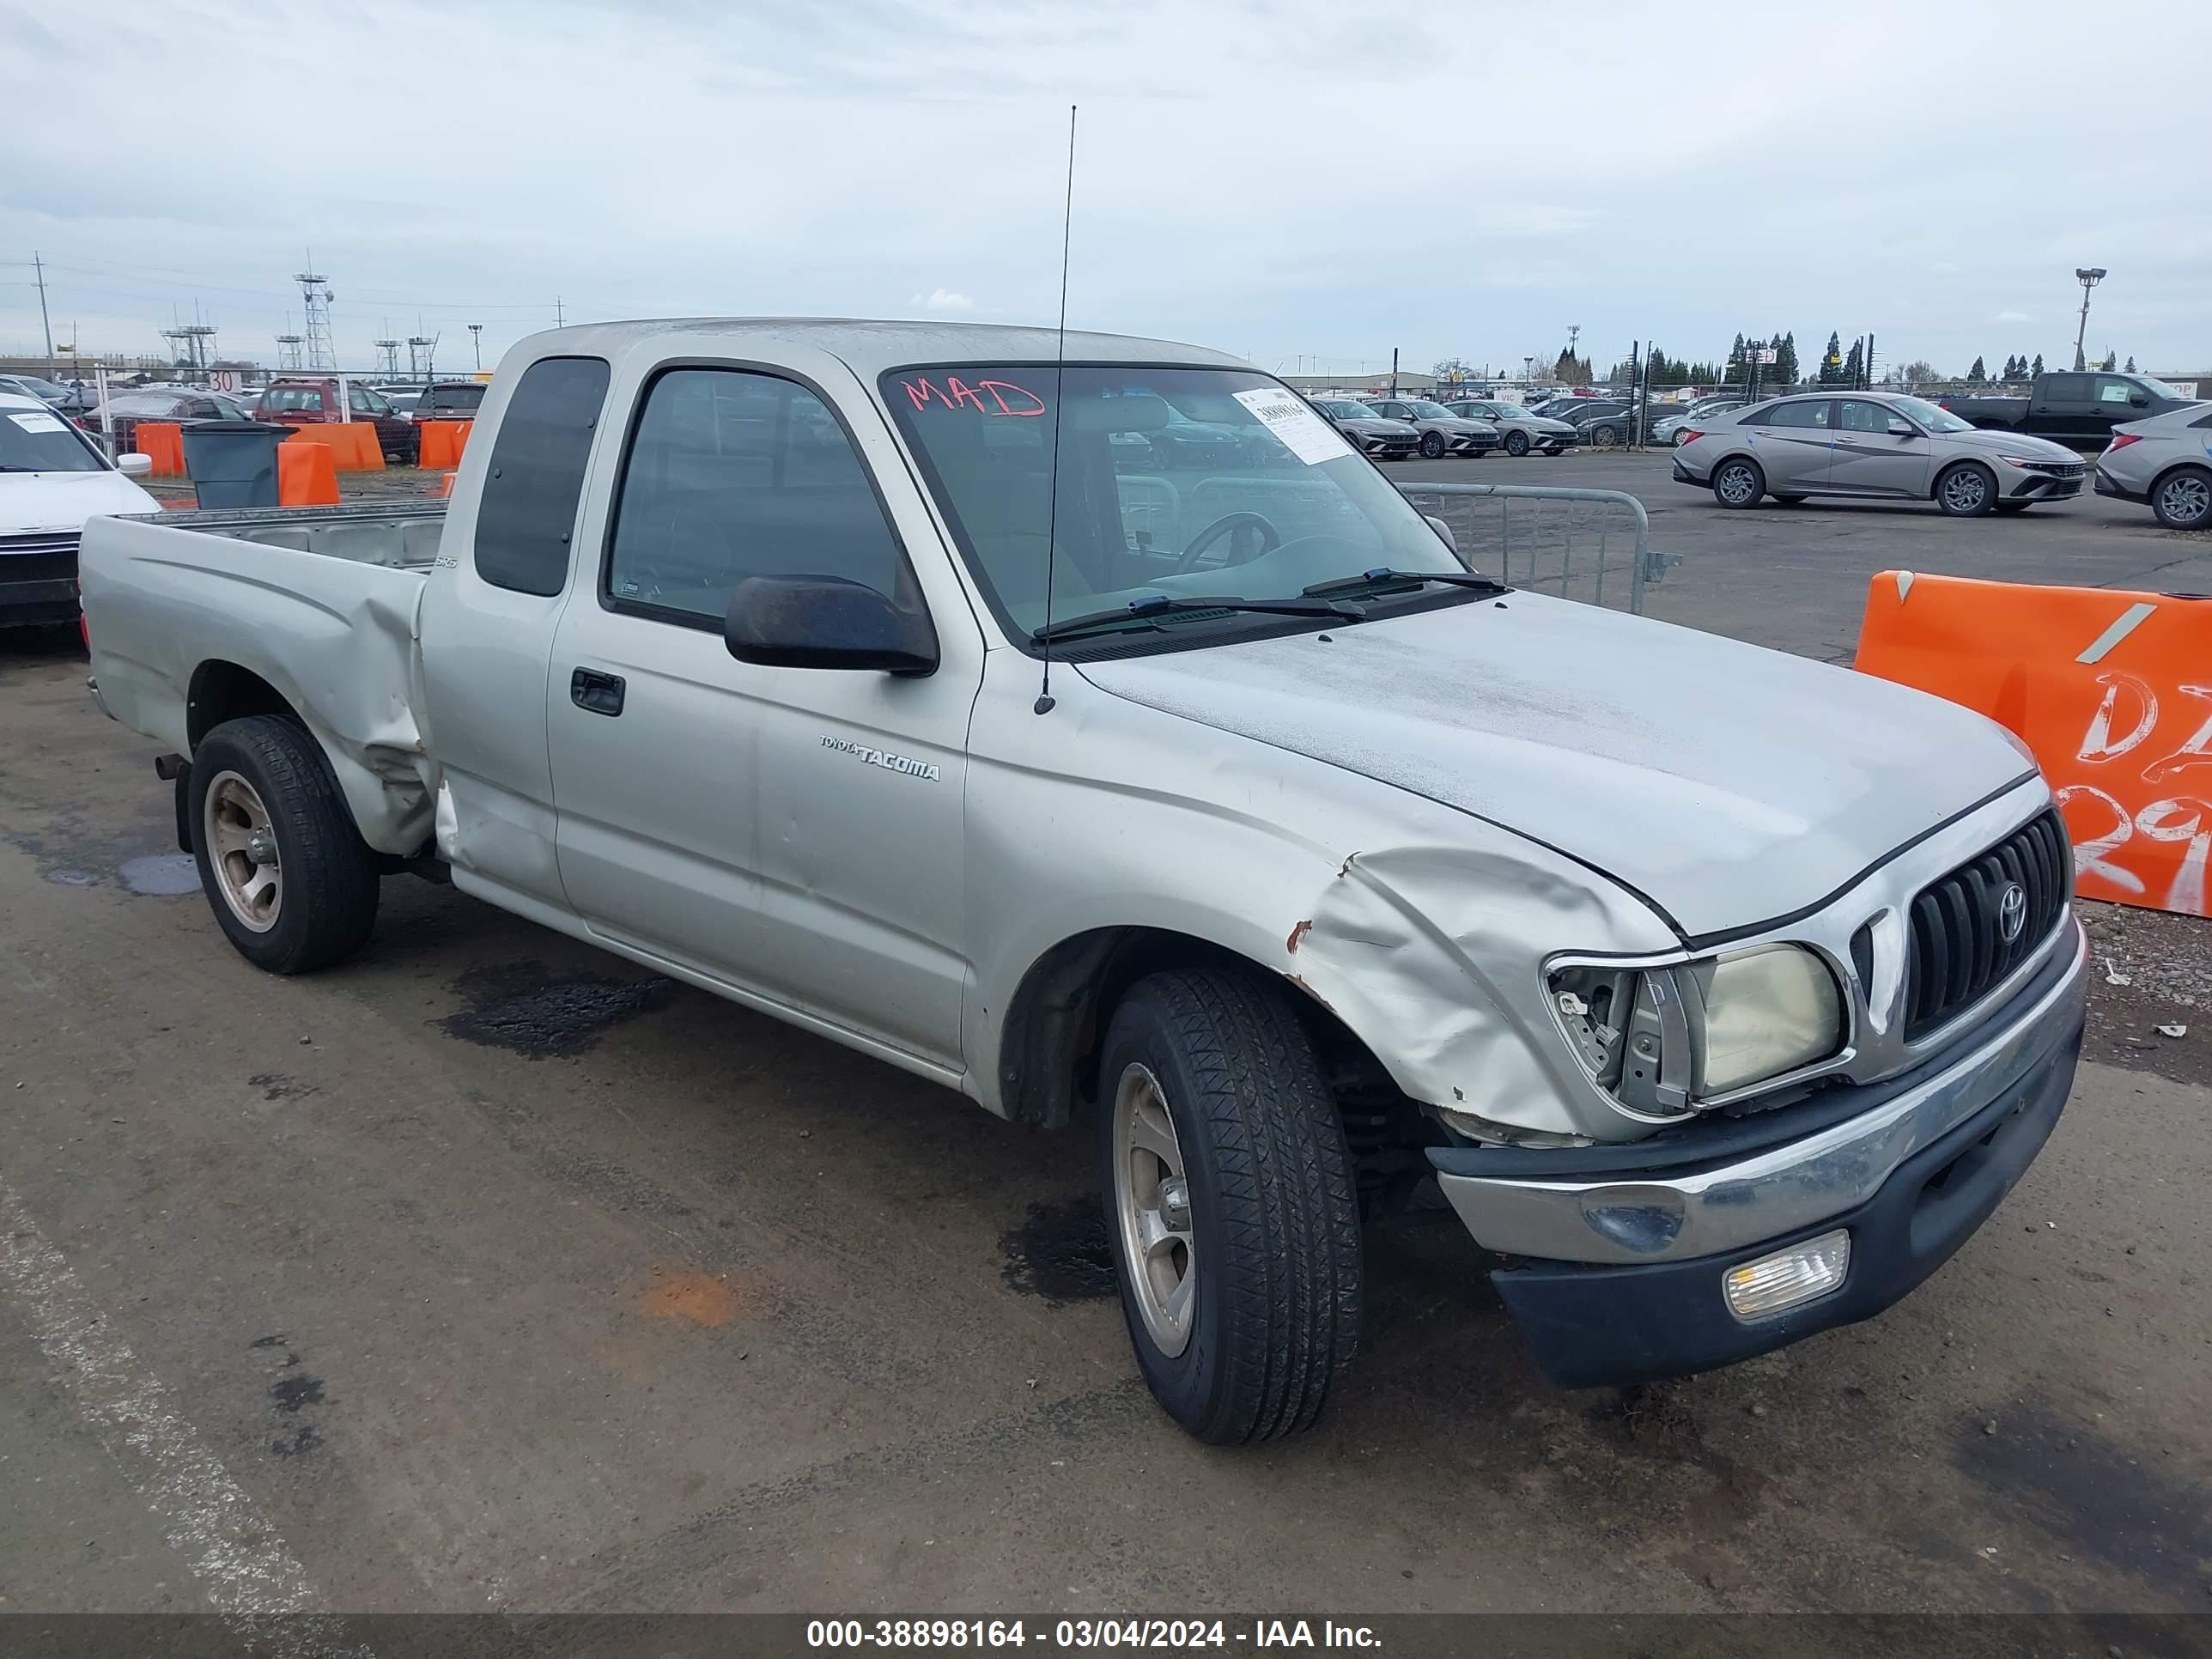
[1930,261,1962,275]
[908,289,974,312]
[1994,309,2031,322]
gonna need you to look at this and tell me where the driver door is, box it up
[1829,398,1932,496]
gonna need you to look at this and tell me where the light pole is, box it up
[2072,267,2106,372]
[468,323,483,373]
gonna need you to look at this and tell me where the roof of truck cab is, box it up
[510,318,1253,376]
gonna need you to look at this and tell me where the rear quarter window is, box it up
[471,357,611,597]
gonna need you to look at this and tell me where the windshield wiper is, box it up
[1302,566,1510,600]
[1031,592,1366,646]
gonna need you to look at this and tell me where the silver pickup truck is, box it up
[81,319,2087,1443]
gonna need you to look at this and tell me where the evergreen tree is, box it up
[1819,331,1844,385]
[1966,356,1987,383]
[1842,337,1866,387]
[1771,331,1799,386]
[2125,355,2136,373]
[2032,352,2045,376]
[2100,351,2118,371]
[2002,354,2021,380]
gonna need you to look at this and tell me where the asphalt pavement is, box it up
[2,456,2209,1626]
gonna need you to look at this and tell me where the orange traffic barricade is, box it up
[416,418,471,471]
[278,441,340,506]
[285,423,383,471]
[137,421,186,477]
[1856,571,2212,917]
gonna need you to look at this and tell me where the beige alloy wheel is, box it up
[1111,1061,1196,1358]
[202,769,283,933]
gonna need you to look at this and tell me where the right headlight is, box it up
[1549,945,1844,1117]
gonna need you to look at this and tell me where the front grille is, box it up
[1903,810,2071,1040]
[0,533,81,587]
[2027,461,2086,479]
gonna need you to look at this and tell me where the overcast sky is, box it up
[4,0,2208,380]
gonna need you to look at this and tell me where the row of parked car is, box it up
[1304,387,1753,460]
[0,373,485,469]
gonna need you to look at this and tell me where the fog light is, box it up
[1723,1229,1850,1321]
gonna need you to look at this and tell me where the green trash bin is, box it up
[179,420,289,509]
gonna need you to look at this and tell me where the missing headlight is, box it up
[1551,964,1694,1116]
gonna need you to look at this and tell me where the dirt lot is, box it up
[3,455,2209,1624]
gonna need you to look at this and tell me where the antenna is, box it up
[1034,102,1078,718]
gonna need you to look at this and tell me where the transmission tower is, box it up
[162,325,217,374]
[295,265,337,369]
[276,333,304,371]
[408,335,437,381]
[374,337,402,377]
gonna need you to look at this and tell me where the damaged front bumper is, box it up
[1428,919,2087,1387]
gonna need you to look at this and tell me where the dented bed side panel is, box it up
[80,514,435,856]
[963,649,1678,1139]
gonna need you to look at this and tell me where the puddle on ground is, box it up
[43,868,99,887]
[118,854,200,896]
[434,960,676,1059]
[1000,1198,1117,1305]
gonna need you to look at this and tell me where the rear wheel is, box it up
[1503,430,1530,458]
[1097,969,1363,1444]
[1936,461,1997,516]
[1712,457,1765,508]
[2152,465,2212,530]
[1590,423,1620,449]
[188,716,380,975]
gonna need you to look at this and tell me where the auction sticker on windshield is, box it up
[1231,386,1350,465]
[8,411,67,434]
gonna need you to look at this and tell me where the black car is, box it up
[416,381,487,422]
[80,387,257,453]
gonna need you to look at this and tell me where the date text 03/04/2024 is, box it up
[805,1620,1382,1649]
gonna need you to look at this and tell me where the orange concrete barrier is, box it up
[137,422,186,477]
[433,471,455,498]
[278,441,341,507]
[416,419,471,471]
[284,423,384,471]
[1856,571,2212,916]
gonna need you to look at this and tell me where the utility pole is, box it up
[2072,268,2106,373]
[554,296,565,329]
[1389,347,1399,398]
[32,250,54,360]
[469,323,483,372]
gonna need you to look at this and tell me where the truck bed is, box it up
[80,503,447,855]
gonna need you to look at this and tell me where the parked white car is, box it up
[1,392,157,628]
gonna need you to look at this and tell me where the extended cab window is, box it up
[2039,374,2089,403]
[472,356,610,597]
[605,368,908,627]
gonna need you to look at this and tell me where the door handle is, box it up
[569,666,625,717]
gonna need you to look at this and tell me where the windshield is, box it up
[1315,401,1369,420]
[1888,395,1973,434]
[1404,400,1456,419]
[2138,375,2191,402]
[1,405,104,472]
[884,365,1478,647]
[1488,404,1531,419]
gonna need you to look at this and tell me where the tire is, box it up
[1097,969,1363,1444]
[2152,465,2212,531]
[188,715,380,975]
[1711,456,1765,508]
[1936,461,1997,517]
[1419,430,1446,459]
[1503,429,1530,458]
[1590,424,1620,449]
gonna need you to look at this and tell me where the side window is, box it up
[605,368,909,627]
[1839,400,1895,434]
[473,356,611,597]
[2039,374,2089,403]
[1765,400,1833,429]
[2192,411,2212,430]
[2094,377,2137,405]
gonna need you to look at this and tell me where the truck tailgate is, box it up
[80,509,439,855]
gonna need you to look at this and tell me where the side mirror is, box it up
[117,452,154,477]
[724,574,938,676]
[1887,419,1914,437]
[1423,514,1458,554]
[2129,392,2149,407]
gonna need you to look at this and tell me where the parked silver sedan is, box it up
[2094,403,2212,530]
[1443,398,1577,457]
[1673,391,2086,515]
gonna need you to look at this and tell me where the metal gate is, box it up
[1396,481,1666,614]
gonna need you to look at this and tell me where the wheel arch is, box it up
[186,659,301,750]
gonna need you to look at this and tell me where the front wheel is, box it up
[1936,461,1998,516]
[1098,970,1363,1444]
[1419,430,1446,459]
[1503,430,1530,457]
[2152,466,2212,530]
[1712,456,1765,508]
[189,716,380,974]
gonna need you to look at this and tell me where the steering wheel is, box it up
[1176,512,1282,574]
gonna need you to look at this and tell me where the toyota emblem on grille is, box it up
[1996,882,2027,942]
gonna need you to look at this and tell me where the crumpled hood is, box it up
[1078,596,2033,939]
[0,471,161,535]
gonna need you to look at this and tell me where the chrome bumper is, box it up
[1437,918,2087,1265]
